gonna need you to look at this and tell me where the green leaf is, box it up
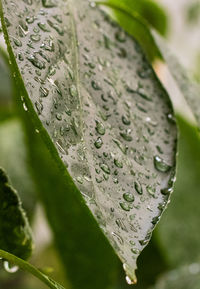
[150,263,200,289]
[156,116,200,266]
[0,168,33,260]
[0,0,177,282]
[0,249,66,289]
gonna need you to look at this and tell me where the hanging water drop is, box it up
[3,261,19,274]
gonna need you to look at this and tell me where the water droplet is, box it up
[154,156,171,173]
[114,158,123,168]
[13,38,22,47]
[28,55,46,69]
[30,34,41,42]
[3,261,19,274]
[134,181,143,195]
[42,0,57,8]
[123,192,134,202]
[100,163,110,174]
[161,187,172,196]
[69,85,78,97]
[122,115,131,125]
[40,86,49,97]
[91,80,101,90]
[96,121,105,135]
[120,202,132,211]
[94,137,103,149]
[120,131,133,142]
[38,22,51,32]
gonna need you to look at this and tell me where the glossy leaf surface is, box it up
[0,0,177,281]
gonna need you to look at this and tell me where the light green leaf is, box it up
[156,116,200,266]
[0,0,177,282]
[0,168,33,260]
[0,249,66,289]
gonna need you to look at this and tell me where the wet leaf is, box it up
[0,249,66,289]
[0,168,33,260]
[98,1,200,130]
[0,0,177,282]
[156,116,200,266]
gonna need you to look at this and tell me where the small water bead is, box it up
[18,53,24,61]
[91,80,101,90]
[94,137,103,149]
[114,158,123,168]
[123,192,134,202]
[42,0,57,8]
[122,115,131,125]
[161,187,173,196]
[100,163,110,174]
[30,34,41,42]
[35,101,43,114]
[151,216,160,225]
[134,181,143,195]
[120,131,133,142]
[28,55,46,70]
[13,38,22,47]
[120,202,133,212]
[47,20,64,35]
[95,121,105,135]
[69,85,78,97]
[154,156,171,173]
[3,261,19,274]
[38,22,51,32]
[40,86,49,97]
[131,248,140,254]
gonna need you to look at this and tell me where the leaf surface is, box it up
[0,0,177,281]
[98,0,200,129]
[0,168,33,260]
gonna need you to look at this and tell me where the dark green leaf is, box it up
[0,249,66,289]
[0,0,177,282]
[156,116,200,266]
[0,168,33,260]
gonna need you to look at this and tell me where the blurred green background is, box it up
[0,0,200,288]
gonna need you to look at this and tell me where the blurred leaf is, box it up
[0,249,66,289]
[186,1,200,25]
[0,118,37,219]
[156,116,200,266]
[0,168,33,260]
[149,263,200,289]
[0,0,177,284]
